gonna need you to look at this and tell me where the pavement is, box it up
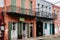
[12,35,60,40]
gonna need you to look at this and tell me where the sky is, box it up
[46,0,60,7]
[0,0,4,7]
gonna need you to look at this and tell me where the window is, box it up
[45,6,48,8]
[13,23,15,30]
[49,7,51,9]
[42,5,44,8]
[30,1,32,9]
[45,23,47,29]
[37,3,40,6]
[23,23,25,30]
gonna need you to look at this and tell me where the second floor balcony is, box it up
[36,11,57,20]
[6,6,36,18]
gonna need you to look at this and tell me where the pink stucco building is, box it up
[4,0,36,40]
[52,5,60,35]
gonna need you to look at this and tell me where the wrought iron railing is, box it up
[36,11,57,19]
[52,13,57,19]
[6,6,36,16]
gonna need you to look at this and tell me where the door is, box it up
[11,22,17,40]
[36,21,43,36]
[30,23,33,37]
[50,23,55,35]
[23,23,27,39]
[52,24,55,34]
[17,22,28,39]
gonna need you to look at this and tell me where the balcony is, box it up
[36,11,57,20]
[6,6,36,18]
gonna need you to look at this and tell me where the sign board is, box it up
[19,18,25,21]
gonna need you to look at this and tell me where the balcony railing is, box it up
[6,6,36,16]
[36,11,57,19]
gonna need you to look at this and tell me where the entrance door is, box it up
[23,23,27,39]
[52,24,55,34]
[36,21,43,36]
[30,23,33,37]
[17,22,28,39]
[50,23,55,35]
[11,22,17,40]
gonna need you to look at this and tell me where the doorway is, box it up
[36,21,43,37]
[18,22,28,39]
[52,23,55,34]
[11,22,18,40]
[8,22,18,40]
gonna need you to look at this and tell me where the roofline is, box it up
[41,0,53,5]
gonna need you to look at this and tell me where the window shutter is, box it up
[8,22,12,40]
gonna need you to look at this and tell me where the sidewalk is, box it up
[15,35,60,40]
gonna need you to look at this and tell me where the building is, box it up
[36,0,56,36]
[0,0,4,40]
[0,7,4,40]
[4,0,36,40]
[52,5,60,35]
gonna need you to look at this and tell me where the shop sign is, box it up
[19,18,25,21]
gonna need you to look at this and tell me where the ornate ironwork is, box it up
[36,10,57,19]
[6,5,36,16]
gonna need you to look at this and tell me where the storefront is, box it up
[4,13,36,40]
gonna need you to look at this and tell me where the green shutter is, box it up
[27,23,30,38]
[17,22,20,36]
[21,0,26,14]
[50,23,53,35]
[29,1,32,15]
[21,0,25,8]
[20,22,23,35]
[11,0,16,12]
[17,22,23,38]
[11,0,16,6]
[8,22,12,40]
[50,23,51,34]
[45,23,47,29]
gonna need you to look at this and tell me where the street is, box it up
[17,37,60,40]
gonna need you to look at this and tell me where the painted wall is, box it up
[52,5,60,35]
[36,0,52,13]
[0,7,3,26]
[43,21,53,36]
[36,0,53,36]
[4,0,36,40]
[0,7,3,19]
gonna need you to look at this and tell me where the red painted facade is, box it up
[0,7,3,26]
[4,0,36,40]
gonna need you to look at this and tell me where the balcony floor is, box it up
[6,12,36,19]
[36,17,54,21]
